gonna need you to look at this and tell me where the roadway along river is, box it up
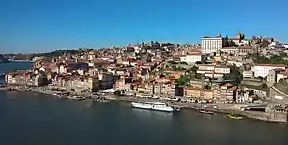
[0,62,288,145]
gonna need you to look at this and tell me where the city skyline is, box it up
[1,0,288,53]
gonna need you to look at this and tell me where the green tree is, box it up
[175,75,191,86]
[168,60,177,64]
[224,65,242,85]
[114,90,122,96]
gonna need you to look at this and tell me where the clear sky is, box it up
[1,0,288,53]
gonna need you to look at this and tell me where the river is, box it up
[0,62,288,145]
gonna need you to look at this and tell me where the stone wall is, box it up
[269,112,288,123]
[269,86,288,105]
[241,79,264,86]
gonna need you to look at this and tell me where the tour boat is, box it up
[131,101,180,112]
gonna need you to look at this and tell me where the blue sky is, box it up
[1,0,288,53]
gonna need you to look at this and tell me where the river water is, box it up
[0,62,288,145]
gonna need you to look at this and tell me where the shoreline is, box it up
[113,96,287,124]
[4,85,288,124]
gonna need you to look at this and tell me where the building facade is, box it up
[180,54,204,64]
[252,64,286,78]
[201,36,223,54]
[197,64,230,78]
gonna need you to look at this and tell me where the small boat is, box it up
[93,97,110,103]
[227,114,243,120]
[67,95,85,100]
[198,109,214,115]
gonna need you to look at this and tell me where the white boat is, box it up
[163,97,179,101]
[131,102,180,112]
[67,95,84,100]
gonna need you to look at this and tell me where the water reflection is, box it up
[5,91,21,100]
[131,108,174,120]
[83,99,94,108]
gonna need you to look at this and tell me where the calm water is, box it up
[0,62,288,145]
[0,62,32,74]
[0,62,32,84]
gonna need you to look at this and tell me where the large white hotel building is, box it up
[201,36,223,54]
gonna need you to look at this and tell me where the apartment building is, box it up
[213,83,237,102]
[184,87,213,100]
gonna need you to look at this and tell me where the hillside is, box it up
[0,54,9,63]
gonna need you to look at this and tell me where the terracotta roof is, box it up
[222,83,233,87]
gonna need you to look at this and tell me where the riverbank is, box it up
[4,85,288,123]
[111,96,288,123]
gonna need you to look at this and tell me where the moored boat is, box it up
[227,114,244,120]
[67,95,85,100]
[93,97,110,103]
[131,101,180,112]
[198,109,214,115]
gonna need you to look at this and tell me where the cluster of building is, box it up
[4,33,288,107]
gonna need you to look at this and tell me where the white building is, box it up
[227,60,243,67]
[221,47,239,54]
[59,64,67,74]
[277,73,288,83]
[242,70,253,78]
[201,36,223,54]
[180,53,204,64]
[221,46,254,56]
[252,64,286,78]
[236,91,249,103]
[197,64,230,78]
